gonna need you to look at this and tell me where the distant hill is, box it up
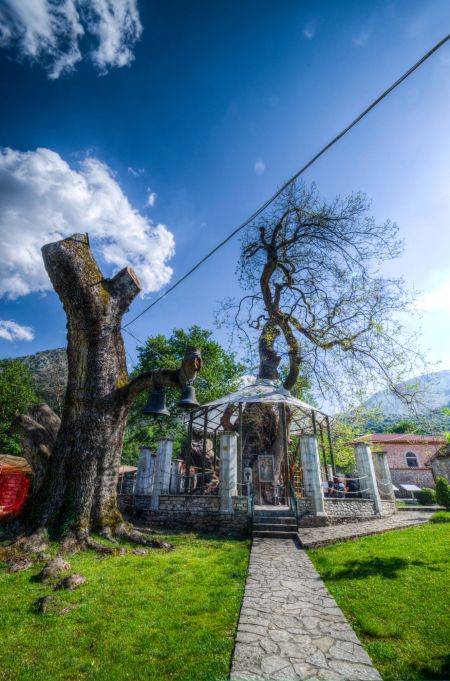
[362,370,450,416]
[12,348,67,413]
[5,349,450,433]
[359,370,450,434]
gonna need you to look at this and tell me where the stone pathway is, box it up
[298,510,434,549]
[231,538,381,680]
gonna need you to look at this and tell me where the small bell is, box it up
[177,380,200,410]
[142,387,170,417]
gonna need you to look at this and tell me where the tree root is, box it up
[59,530,117,556]
[117,523,173,550]
[99,527,118,544]
[1,524,171,564]
[0,527,49,560]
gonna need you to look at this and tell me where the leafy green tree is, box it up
[123,327,246,465]
[0,359,37,455]
[435,476,450,510]
[329,417,359,471]
[386,420,424,434]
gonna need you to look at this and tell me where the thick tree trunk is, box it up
[12,233,201,546]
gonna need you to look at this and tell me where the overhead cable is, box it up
[123,33,450,329]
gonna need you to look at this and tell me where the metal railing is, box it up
[289,481,299,528]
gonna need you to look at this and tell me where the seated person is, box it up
[321,479,330,496]
[333,476,346,498]
[346,475,359,498]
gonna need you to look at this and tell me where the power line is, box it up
[123,33,450,330]
[123,326,145,347]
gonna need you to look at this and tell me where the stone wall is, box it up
[430,456,450,483]
[294,497,323,527]
[380,500,397,515]
[294,496,397,526]
[390,467,435,490]
[324,498,376,518]
[125,494,250,537]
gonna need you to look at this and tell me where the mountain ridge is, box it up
[4,349,450,426]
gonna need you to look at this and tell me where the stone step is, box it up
[398,505,445,512]
[252,529,298,539]
[253,509,295,518]
[253,523,298,533]
[253,517,298,526]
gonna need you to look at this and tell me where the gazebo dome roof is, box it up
[192,379,328,434]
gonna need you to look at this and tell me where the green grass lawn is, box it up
[0,534,250,681]
[309,523,450,681]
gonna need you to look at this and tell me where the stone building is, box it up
[362,433,445,491]
[427,443,450,483]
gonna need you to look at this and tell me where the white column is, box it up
[219,431,238,514]
[150,438,173,511]
[354,443,382,515]
[372,450,396,501]
[300,435,326,517]
[169,460,182,493]
[134,447,156,495]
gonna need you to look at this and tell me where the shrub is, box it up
[435,476,450,510]
[415,488,436,505]
[430,511,450,523]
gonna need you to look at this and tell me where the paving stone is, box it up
[292,662,315,678]
[327,659,381,680]
[269,629,292,642]
[298,511,433,548]
[230,538,382,681]
[313,636,334,652]
[238,623,269,636]
[261,655,292,676]
[260,638,280,655]
[270,663,298,679]
[236,631,261,644]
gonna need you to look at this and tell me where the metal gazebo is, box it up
[184,379,334,501]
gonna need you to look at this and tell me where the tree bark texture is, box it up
[13,233,201,542]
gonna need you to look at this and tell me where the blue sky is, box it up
[1,0,450,387]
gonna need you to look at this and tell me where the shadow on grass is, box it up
[324,557,443,581]
[416,652,450,680]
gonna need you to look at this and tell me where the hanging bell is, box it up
[177,380,200,410]
[142,387,170,417]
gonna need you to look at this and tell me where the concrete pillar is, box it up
[300,435,326,517]
[354,443,382,515]
[150,438,173,511]
[134,447,156,495]
[219,431,238,514]
[169,459,182,493]
[372,449,396,501]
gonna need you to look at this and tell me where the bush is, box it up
[435,476,450,510]
[430,511,450,523]
[415,488,436,505]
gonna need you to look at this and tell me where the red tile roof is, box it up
[361,433,446,445]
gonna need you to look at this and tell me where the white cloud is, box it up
[0,0,142,79]
[0,319,34,342]
[415,280,450,314]
[303,24,316,40]
[146,191,157,207]
[254,160,265,176]
[0,147,174,298]
[127,166,144,177]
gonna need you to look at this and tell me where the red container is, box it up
[0,463,30,518]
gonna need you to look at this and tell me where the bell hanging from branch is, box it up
[142,387,170,417]
[177,380,200,410]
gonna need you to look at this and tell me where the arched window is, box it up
[406,451,418,467]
